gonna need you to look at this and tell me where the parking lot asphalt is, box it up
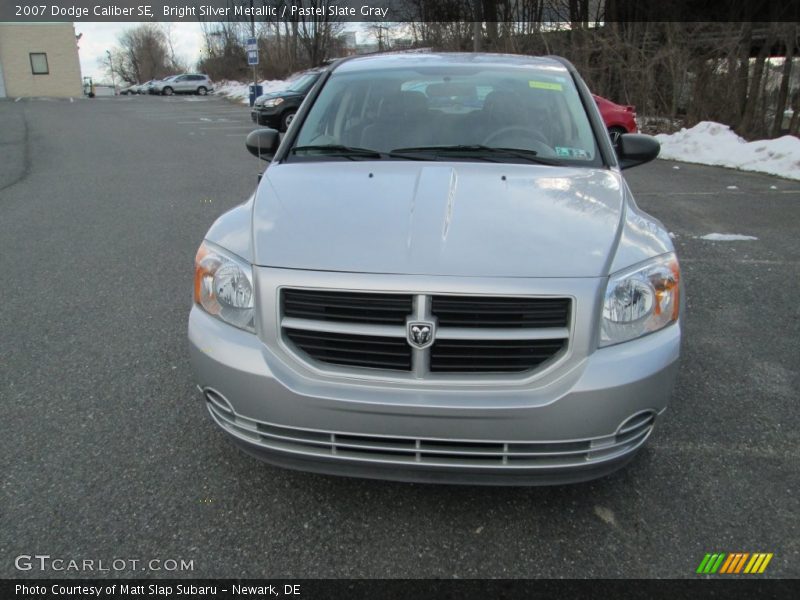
[1,95,798,579]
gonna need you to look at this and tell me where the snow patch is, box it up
[594,506,617,526]
[698,233,758,241]
[214,79,289,105]
[655,121,800,181]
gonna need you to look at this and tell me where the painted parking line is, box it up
[679,258,799,266]
[177,120,239,124]
[129,114,249,121]
[125,109,248,115]
[197,125,257,130]
[127,110,245,115]
[637,190,800,196]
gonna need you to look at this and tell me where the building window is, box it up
[30,53,49,75]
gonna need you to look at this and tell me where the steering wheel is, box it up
[482,126,549,147]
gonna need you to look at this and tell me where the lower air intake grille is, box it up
[207,397,657,470]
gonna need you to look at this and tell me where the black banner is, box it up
[3,579,800,600]
[1,0,799,23]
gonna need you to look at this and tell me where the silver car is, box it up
[155,74,214,96]
[189,53,681,485]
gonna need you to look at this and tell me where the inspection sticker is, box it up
[529,81,563,91]
[555,147,590,158]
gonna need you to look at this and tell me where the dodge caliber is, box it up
[188,53,681,485]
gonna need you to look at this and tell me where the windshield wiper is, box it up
[291,145,383,160]
[290,144,435,161]
[391,145,560,165]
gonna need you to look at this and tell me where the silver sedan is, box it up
[189,52,680,485]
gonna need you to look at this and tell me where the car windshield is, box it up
[291,64,600,165]
[287,72,319,93]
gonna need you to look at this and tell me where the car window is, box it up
[287,72,320,93]
[292,65,600,165]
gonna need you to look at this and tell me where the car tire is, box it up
[197,87,208,96]
[608,126,626,149]
[281,110,297,132]
[162,87,174,96]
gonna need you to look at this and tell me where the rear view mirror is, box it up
[246,129,281,161]
[616,134,660,169]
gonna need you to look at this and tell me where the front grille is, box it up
[207,398,655,469]
[432,295,570,328]
[285,329,412,371]
[430,338,566,373]
[280,288,570,377]
[283,289,412,325]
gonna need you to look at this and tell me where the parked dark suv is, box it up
[250,69,323,131]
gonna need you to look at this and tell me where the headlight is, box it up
[261,97,284,108]
[600,253,680,347]
[193,241,255,332]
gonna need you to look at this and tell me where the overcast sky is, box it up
[74,22,368,83]
[75,22,205,82]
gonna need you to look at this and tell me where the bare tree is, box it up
[771,24,797,137]
[740,24,778,137]
[197,22,249,82]
[295,0,343,66]
[106,24,184,84]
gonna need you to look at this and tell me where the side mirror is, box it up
[616,133,660,169]
[246,128,280,161]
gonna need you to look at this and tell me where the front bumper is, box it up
[250,107,281,127]
[188,301,680,485]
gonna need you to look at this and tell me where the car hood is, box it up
[256,90,303,103]
[252,162,629,277]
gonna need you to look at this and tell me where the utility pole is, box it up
[106,50,117,93]
[250,0,257,94]
[472,0,482,52]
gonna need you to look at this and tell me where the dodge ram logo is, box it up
[407,321,435,349]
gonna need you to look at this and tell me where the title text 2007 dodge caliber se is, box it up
[189,53,681,485]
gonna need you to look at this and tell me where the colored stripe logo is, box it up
[696,553,773,574]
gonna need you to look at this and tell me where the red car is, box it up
[593,94,638,146]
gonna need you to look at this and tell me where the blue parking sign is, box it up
[247,49,258,66]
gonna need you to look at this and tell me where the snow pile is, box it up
[655,121,800,181]
[214,79,288,104]
[698,233,758,241]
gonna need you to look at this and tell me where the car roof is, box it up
[333,52,569,74]
[290,68,324,77]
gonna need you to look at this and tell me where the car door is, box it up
[190,75,206,92]
[173,75,190,92]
